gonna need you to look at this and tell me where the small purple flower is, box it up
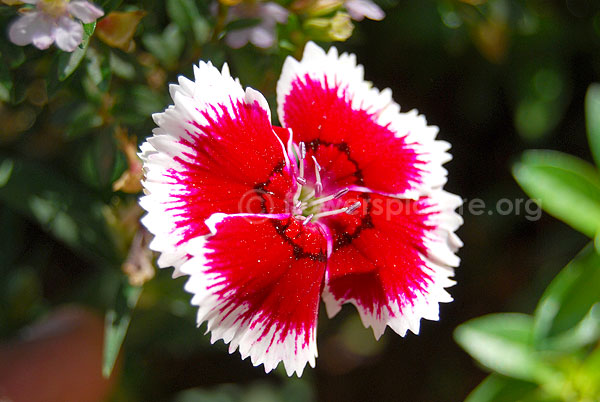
[345,0,384,21]
[225,2,288,49]
[8,0,104,52]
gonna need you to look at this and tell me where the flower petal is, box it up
[140,62,293,276]
[262,2,288,23]
[225,28,251,49]
[67,0,104,23]
[54,16,83,52]
[277,42,450,198]
[181,213,327,376]
[320,190,462,339]
[345,0,385,21]
[8,11,54,49]
[249,26,276,49]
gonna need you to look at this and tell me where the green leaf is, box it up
[85,47,112,94]
[80,127,124,189]
[540,306,600,351]
[513,66,569,142]
[0,156,117,264]
[454,313,557,383]
[0,159,14,186]
[465,374,539,402]
[0,39,25,69]
[113,85,167,125]
[142,24,184,69]
[102,281,142,378]
[534,244,600,344]
[167,0,199,31]
[83,21,96,37]
[578,346,600,397]
[513,150,600,237]
[57,23,96,81]
[192,16,211,45]
[224,18,261,32]
[64,103,103,139]
[0,59,12,102]
[586,83,600,168]
[109,52,136,80]
[99,0,124,14]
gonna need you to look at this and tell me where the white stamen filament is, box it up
[313,207,349,219]
[300,189,315,202]
[312,155,323,197]
[292,142,307,204]
[314,182,323,197]
[311,155,321,172]
[305,187,349,208]
[291,142,354,224]
[298,142,306,180]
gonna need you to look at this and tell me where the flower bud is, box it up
[299,0,344,17]
[304,11,353,42]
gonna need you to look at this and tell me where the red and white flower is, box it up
[140,42,463,376]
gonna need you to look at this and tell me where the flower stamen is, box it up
[313,207,349,219]
[305,187,349,208]
[298,142,306,180]
[312,155,323,197]
[345,201,362,214]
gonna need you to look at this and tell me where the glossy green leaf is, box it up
[454,313,556,383]
[534,244,600,344]
[539,306,600,351]
[85,48,112,94]
[83,21,96,37]
[57,22,96,81]
[465,374,539,402]
[586,83,600,168]
[102,281,142,378]
[0,156,117,264]
[513,150,600,237]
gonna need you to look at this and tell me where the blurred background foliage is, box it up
[1,0,600,401]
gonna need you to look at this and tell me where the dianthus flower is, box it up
[140,42,463,376]
[8,0,104,52]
